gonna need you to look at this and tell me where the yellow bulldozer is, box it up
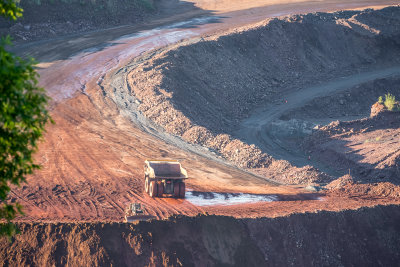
[124,203,155,223]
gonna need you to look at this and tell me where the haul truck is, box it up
[144,160,187,198]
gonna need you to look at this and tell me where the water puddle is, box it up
[185,191,278,206]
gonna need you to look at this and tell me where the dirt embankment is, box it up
[274,76,400,183]
[304,106,400,183]
[108,7,400,184]
[327,175,400,199]
[0,0,200,43]
[281,76,400,121]
[2,204,400,266]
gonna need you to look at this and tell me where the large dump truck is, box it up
[144,159,188,198]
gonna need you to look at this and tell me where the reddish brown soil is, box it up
[2,3,400,266]
[2,205,400,266]
[9,87,400,222]
[9,82,301,222]
[7,6,400,223]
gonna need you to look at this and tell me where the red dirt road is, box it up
[10,74,400,222]
[10,85,304,221]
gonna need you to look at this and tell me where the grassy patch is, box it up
[384,93,396,111]
[377,93,399,111]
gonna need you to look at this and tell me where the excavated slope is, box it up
[0,0,157,42]
[1,205,400,266]
[280,76,400,120]
[304,109,400,183]
[279,76,400,183]
[108,6,400,184]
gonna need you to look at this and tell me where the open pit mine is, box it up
[1,0,400,266]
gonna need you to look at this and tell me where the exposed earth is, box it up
[2,205,400,266]
[1,0,400,266]
[121,6,400,184]
[0,0,205,43]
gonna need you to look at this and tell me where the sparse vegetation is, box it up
[377,93,399,111]
[384,93,397,111]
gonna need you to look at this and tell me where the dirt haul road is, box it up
[116,6,400,184]
[236,67,400,176]
[9,1,400,222]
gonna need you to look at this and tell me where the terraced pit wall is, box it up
[1,204,400,266]
[0,0,158,42]
[107,6,400,183]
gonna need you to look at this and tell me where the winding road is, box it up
[236,67,400,176]
[18,0,398,167]
[13,0,398,104]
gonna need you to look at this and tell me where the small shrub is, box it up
[378,96,383,103]
[384,93,396,111]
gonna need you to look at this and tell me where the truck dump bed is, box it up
[146,160,188,179]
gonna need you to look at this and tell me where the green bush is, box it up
[384,93,397,111]
[378,96,383,104]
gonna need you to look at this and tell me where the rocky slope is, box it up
[1,204,400,266]
[280,76,400,121]
[107,6,400,184]
[0,0,201,43]
[304,106,400,184]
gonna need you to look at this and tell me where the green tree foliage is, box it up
[1,0,51,237]
[0,0,22,20]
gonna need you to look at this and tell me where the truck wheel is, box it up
[173,182,180,198]
[179,182,185,198]
[145,176,149,193]
[149,181,158,197]
[157,182,164,197]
